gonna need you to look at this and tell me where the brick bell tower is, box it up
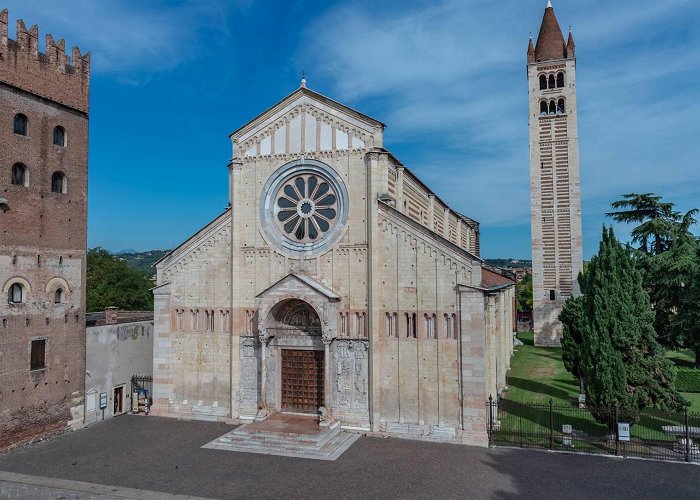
[527,1,583,346]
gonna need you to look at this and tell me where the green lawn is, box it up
[503,331,700,409]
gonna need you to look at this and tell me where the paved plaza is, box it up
[0,416,698,499]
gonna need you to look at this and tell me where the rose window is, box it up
[276,174,338,241]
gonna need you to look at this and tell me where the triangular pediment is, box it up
[256,273,341,301]
[231,87,385,158]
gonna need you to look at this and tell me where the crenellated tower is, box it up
[527,2,583,346]
[0,8,90,450]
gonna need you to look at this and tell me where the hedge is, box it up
[676,368,700,393]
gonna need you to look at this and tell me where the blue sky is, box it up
[5,0,700,258]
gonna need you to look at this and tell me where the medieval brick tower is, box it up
[0,8,90,449]
[527,2,583,346]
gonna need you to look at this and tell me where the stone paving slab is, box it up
[0,416,699,499]
[0,471,211,499]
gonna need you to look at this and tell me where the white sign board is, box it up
[618,422,630,442]
[86,392,96,411]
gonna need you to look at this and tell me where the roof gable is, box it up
[256,273,341,301]
[231,87,385,158]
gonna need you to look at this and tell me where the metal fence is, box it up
[487,396,700,463]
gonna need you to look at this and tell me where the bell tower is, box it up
[527,2,583,346]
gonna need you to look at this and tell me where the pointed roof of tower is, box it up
[534,2,567,62]
[566,29,576,58]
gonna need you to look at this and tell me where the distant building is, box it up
[0,9,90,450]
[527,2,583,346]
[152,83,515,446]
[84,308,153,425]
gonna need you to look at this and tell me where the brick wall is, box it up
[0,8,88,451]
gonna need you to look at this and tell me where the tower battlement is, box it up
[0,8,89,113]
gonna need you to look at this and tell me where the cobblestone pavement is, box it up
[0,416,699,499]
[0,480,121,499]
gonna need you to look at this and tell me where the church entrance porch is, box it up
[281,349,324,413]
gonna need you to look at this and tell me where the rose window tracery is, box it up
[275,174,338,242]
[260,159,349,256]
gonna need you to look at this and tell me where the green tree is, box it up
[577,227,683,424]
[516,272,533,313]
[606,193,679,255]
[648,218,700,367]
[559,288,585,388]
[87,247,154,312]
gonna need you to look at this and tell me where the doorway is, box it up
[281,349,324,413]
[113,385,125,415]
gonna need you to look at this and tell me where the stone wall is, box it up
[84,320,153,425]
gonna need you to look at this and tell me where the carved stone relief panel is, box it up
[331,339,369,416]
[239,336,260,407]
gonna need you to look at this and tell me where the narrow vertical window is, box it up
[51,171,67,193]
[54,288,63,304]
[556,72,565,88]
[548,101,556,115]
[539,74,547,90]
[549,290,556,300]
[548,74,555,89]
[452,313,458,339]
[557,98,565,114]
[53,126,66,147]
[11,163,27,186]
[13,114,27,136]
[8,282,23,303]
[30,339,46,370]
[540,101,548,116]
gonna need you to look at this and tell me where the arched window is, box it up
[539,74,547,90]
[556,72,565,88]
[452,313,458,339]
[54,288,63,304]
[8,282,23,303]
[51,171,67,193]
[13,114,27,136]
[557,98,566,114]
[540,101,548,116]
[11,163,27,186]
[548,74,555,89]
[548,100,556,115]
[53,126,66,147]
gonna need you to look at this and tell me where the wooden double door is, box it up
[281,349,324,413]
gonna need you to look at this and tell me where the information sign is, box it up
[99,392,108,410]
[618,422,630,442]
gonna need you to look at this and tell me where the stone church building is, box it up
[152,83,515,445]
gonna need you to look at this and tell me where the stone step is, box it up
[203,429,360,461]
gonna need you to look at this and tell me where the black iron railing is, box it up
[487,396,700,463]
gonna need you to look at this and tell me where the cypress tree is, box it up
[580,227,682,424]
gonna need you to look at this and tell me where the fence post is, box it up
[614,404,619,457]
[685,409,690,463]
[488,395,493,444]
[549,398,554,450]
[519,401,524,448]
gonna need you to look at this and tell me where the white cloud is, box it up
[300,0,700,255]
[2,0,234,73]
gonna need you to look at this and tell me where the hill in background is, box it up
[485,258,531,269]
[115,250,170,274]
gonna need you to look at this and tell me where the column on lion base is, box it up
[257,332,270,420]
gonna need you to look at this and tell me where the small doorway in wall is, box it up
[113,385,126,416]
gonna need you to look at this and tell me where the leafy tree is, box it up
[516,272,533,313]
[647,220,700,367]
[87,247,154,312]
[606,193,679,255]
[559,288,585,390]
[573,227,683,424]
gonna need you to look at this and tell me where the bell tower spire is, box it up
[526,2,583,346]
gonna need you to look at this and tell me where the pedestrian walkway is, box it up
[0,472,210,500]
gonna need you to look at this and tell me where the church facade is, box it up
[151,85,515,446]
